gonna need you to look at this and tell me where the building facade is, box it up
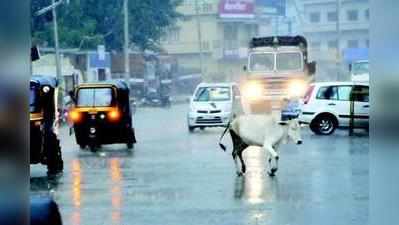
[301,0,369,79]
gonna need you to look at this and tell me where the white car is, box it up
[299,82,369,135]
[187,82,240,132]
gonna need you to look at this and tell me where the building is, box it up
[300,0,369,79]
[160,0,293,82]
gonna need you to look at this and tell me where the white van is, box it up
[187,83,241,132]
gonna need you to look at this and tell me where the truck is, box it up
[349,60,369,83]
[240,36,316,113]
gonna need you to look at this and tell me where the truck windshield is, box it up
[194,87,231,102]
[249,53,274,72]
[352,61,369,75]
[77,88,113,107]
[276,52,302,71]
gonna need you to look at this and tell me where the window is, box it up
[202,3,212,13]
[338,86,352,101]
[77,88,113,107]
[194,87,231,102]
[328,40,338,49]
[352,86,369,102]
[365,9,370,20]
[202,41,210,51]
[348,40,359,48]
[310,12,321,23]
[347,10,358,21]
[169,28,180,42]
[249,53,274,72]
[327,11,337,22]
[224,24,238,41]
[276,52,302,71]
[316,86,338,100]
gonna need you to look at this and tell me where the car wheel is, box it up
[89,144,98,152]
[311,115,337,135]
[47,134,63,175]
[127,142,134,149]
[188,126,195,133]
[200,127,205,131]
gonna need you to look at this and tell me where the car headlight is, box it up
[242,81,263,100]
[288,80,307,97]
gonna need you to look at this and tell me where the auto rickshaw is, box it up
[69,80,136,151]
[30,75,63,175]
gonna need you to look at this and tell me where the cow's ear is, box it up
[278,121,288,126]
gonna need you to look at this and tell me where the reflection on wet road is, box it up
[30,104,369,225]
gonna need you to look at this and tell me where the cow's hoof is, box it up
[236,171,243,177]
[267,171,275,177]
[275,156,279,161]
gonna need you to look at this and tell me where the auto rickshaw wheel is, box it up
[89,144,98,152]
[127,142,134,149]
[79,144,86,150]
[46,133,63,175]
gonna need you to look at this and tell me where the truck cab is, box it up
[241,36,316,113]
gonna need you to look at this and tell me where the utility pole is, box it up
[52,0,62,84]
[336,0,341,81]
[124,0,130,88]
[194,0,204,77]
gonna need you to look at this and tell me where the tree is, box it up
[31,0,182,51]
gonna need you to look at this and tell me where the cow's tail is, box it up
[219,120,231,152]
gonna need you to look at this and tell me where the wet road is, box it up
[31,104,369,225]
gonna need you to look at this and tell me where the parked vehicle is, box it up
[299,82,369,135]
[187,83,241,132]
[30,75,63,175]
[69,80,136,151]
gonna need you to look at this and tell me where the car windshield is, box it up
[249,53,274,72]
[29,88,39,113]
[353,62,369,75]
[194,87,231,102]
[276,52,303,71]
[77,88,113,107]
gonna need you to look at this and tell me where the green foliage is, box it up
[31,0,182,51]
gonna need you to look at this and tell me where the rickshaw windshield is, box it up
[30,88,39,113]
[77,88,113,107]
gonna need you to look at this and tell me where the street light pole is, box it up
[52,0,62,83]
[194,0,204,77]
[124,0,130,87]
[336,0,341,81]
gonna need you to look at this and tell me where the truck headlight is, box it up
[242,81,263,100]
[288,80,307,97]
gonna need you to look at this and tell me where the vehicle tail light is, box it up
[108,109,120,122]
[69,110,81,123]
[303,85,315,105]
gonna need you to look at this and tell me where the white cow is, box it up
[219,115,303,176]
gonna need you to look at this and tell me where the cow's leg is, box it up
[264,144,279,176]
[232,150,241,176]
[238,149,246,174]
[230,130,248,176]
